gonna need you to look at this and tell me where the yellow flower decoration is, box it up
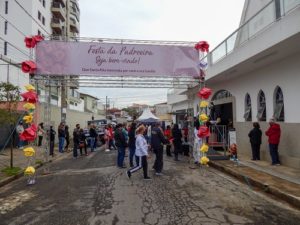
[24,166,35,175]
[200,144,209,153]
[23,103,35,110]
[200,156,210,165]
[23,147,35,157]
[25,84,35,91]
[199,101,209,108]
[199,113,209,122]
[23,114,33,124]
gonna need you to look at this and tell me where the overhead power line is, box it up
[0,37,30,58]
[0,14,27,37]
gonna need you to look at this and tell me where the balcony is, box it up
[69,16,79,33]
[56,0,66,7]
[202,0,300,82]
[51,2,66,21]
[51,18,63,34]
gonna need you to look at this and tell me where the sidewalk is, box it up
[209,156,300,209]
[0,146,70,186]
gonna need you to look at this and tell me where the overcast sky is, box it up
[79,0,245,108]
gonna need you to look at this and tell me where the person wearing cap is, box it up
[265,118,281,165]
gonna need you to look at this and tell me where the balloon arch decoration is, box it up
[20,35,212,184]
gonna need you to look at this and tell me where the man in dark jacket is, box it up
[265,118,281,165]
[73,124,80,158]
[248,122,262,160]
[128,123,137,167]
[114,124,127,168]
[151,123,168,175]
[89,125,97,152]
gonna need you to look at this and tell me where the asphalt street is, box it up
[0,149,299,225]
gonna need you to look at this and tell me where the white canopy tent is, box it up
[137,108,160,122]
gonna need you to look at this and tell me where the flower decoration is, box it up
[200,144,209,153]
[21,91,38,104]
[24,166,35,175]
[199,113,209,122]
[21,61,36,74]
[199,101,209,108]
[197,87,212,99]
[25,84,35,91]
[23,114,33,124]
[200,156,210,165]
[24,35,44,48]
[20,124,37,142]
[197,125,210,138]
[23,147,35,157]
[23,103,35,111]
[194,41,209,52]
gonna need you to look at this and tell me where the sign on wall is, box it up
[36,41,199,77]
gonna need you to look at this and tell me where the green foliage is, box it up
[122,107,139,118]
[1,166,22,176]
[35,159,43,165]
[0,82,21,124]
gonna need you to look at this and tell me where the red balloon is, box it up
[21,91,38,104]
[24,35,44,48]
[195,41,209,52]
[21,61,36,74]
[197,126,210,138]
[197,87,212,99]
[33,35,44,42]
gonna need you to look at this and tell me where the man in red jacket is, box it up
[265,118,281,165]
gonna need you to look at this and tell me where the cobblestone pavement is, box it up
[0,149,299,225]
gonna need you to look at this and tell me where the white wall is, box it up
[208,52,300,123]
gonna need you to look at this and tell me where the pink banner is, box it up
[36,41,199,77]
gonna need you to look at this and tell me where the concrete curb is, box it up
[0,154,69,189]
[209,161,300,209]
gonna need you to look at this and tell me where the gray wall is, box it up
[235,122,300,169]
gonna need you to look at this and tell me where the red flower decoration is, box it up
[21,91,38,104]
[197,126,210,138]
[20,124,37,142]
[22,61,36,74]
[195,41,209,52]
[24,35,44,48]
[197,87,212,99]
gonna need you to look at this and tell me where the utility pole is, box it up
[105,96,108,119]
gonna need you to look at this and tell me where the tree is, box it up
[0,82,21,168]
[122,107,139,118]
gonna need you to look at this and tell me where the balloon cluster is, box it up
[20,35,43,185]
[194,41,212,166]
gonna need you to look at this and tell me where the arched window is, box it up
[244,93,252,121]
[274,86,284,121]
[257,90,266,121]
[212,90,232,101]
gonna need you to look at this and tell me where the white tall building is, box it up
[0,0,51,90]
[168,0,300,169]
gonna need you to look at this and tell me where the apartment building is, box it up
[168,0,300,169]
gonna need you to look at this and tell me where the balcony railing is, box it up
[202,0,300,65]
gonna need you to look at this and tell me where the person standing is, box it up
[89,124,97,152]
[49,126,56,157]
[58,122,65,153]
[126,125,151,180]
[108,124,117,150]
[64,125,70,152]
[73,124,80,158]
[248,122,262,160]
[164,125,172,157]
[193,121,202,164]
[16,121,24,149]
[37,122,45,147]
[265,118,281,165]
[128,122,137,167]
[151,123,168,175]
[114,124,127,168]
[79,128,88,156]
[172,124,182,161]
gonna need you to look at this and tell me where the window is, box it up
[5,1,8,14]
[257,90,266,121]
[212,90,232,101]
[43,0,46,7]
[38,30,41,35]
[38,11,41,20]
[244,93,252,121]
[4,21,8,35]
[42,16,45,25]
[274,86,284,121]
[4,42,7,55]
